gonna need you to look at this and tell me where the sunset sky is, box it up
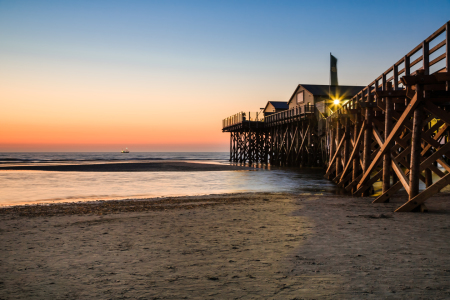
[1,0,449,152]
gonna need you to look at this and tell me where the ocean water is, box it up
[0,152,338,206]
[0,152,230,164]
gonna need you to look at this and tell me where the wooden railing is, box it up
[222,111,264,128]
[265,103,314,124]
[329,21,449,120]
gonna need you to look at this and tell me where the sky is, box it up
[0,0,449,152]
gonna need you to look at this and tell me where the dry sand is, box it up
[1,192,450,299]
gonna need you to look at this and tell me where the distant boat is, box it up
[121,148,130,153]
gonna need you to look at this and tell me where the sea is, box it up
[0,152,340,206]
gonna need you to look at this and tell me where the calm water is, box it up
[0,152,338,206]
[0,152,230,164]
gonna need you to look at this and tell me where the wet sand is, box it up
[0,161,251,172]
[1,192,450,299]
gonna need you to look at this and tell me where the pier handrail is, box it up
[265,103,315,124]
[328,21,449,121]
[222,111,264,128]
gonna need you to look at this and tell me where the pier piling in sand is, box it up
[222,21,450,212]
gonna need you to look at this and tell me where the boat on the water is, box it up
[121,148,130,153]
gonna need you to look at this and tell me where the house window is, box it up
[297,91,304,104]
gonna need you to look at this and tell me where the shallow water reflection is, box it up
[0,167,338,206]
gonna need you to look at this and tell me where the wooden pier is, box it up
[222,21,450,212]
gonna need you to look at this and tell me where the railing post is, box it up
[446,21,449,91]
[423,40,429,75]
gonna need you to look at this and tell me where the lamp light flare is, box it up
[333,99,340,105]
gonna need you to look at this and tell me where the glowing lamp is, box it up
[333,99,340,105]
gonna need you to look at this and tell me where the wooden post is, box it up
[422,41,429,75]
[362,93,373,196]
[446,21,449,91]
[383,81,393,199]
[409,84,424,199]
[404,55,410,76]
[230,133,232,162]
[424,117,433,188]
[336,119,342,176]
[343,117,351,184]
[352,113,361,193]
[329,123,336,175]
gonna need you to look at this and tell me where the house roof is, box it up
[288,84,365,105]
[264,101,289,112]
[268,101,289,109]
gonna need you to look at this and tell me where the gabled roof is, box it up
[264,101,289,111]
[268,101,289,109]
[288,84,365,105]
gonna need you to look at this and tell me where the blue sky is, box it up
[0,0,449,151]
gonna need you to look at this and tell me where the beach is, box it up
[2,191,450,299]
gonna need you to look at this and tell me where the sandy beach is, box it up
[1,192,450,299]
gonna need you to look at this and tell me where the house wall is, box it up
[264,103,276,113]
[288,86,314,109]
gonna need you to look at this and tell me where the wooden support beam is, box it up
[345,174,362,191]
[423,101,450,125]
[338,172,353,188]
[342,118,351,182]
[335,121,343,175]
[373,181,404,203]
[339,123,365,181]
[409,93,424,199]
[396,172,450,212]
[353,168,383,196]
[324,132,346,176]
[391,155,410,195]
[357,92,421,190]
[361,106,373,195]
[352,113,362,193]
[383,83,394,198]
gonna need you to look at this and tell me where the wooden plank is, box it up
[395,146,411,160]
[375,90,407,97]
[373,128,384,147]
[428,164,445,178]
[345,174,362,191]
[419,139,450,170]
[434,72,450,82]
[338,172,353,188]
[339,123,365,181]
[423,101,450,125]
[395,172,450,212]
[325,131,345,175]
[430,53,446,68]
[409,97,424,199]
[391,155,410,194]
[429,40,446,56]
[401,72,450,85]
[437,158,450,173]
[356,92,421,190]
[425,23,447,43]
[421,124,448,155]
[353,168,383,196]
[394,132,411,148]
[373,181,403,203]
